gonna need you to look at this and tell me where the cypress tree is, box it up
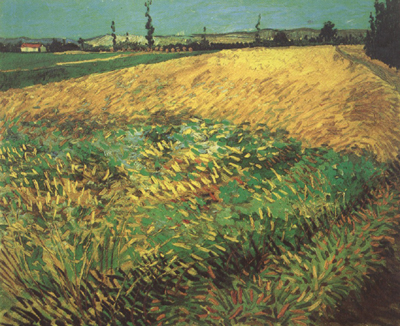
[145,0,155,49]
[365,0,400,68]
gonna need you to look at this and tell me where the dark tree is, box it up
[319,21,338,42]
[62,43,79,51]
[78,38,85,50]
[145,0,155,48]
[255,14,262,44]
[365,0,400,68]
[13,41,23,52]
[273,31,290,45]
[200,26,209,49]
[111,21,117,50]
[49,39,64,52]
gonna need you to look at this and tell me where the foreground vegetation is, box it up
[0,109,398,325]
[0,51,215,91]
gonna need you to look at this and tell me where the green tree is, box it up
[145,0,155,48]
[255,14,262,44]
[111,21,117,51]
[319,21,337,43]
[365,0,400,68]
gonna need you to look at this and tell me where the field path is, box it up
[336,46,400,94]
[55,52,146,66]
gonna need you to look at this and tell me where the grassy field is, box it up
[2,45,400,161]
[0,51,216,91]
[0,52,124,70]
[0,46,400,325]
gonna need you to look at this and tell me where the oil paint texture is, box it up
[1,0,400,325]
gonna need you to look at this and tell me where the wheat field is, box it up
[1,45,400,161]
[2,45,400,325]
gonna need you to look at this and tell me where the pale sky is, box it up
[0,0,374,39]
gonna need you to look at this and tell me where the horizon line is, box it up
[0,26,369,41]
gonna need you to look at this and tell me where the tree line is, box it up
[0,39,80,53]
[1,0,398,69]
[106,0,399,69]
[103,6,365,53]
[105,20,364,54]
[365,0,400,68]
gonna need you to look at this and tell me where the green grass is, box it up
[0,51,216,91]
[0,52,123,70]
[0,111,398,325]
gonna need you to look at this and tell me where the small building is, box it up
[21,43,46,53]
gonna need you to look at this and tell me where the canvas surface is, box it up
[1,1,400,325]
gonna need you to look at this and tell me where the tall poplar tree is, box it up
[111,21,117,50]
[255,14,262,44]
[145,0,155,48]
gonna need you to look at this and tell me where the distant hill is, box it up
[86,28,367,47]
[85,34,149,48]
[0,28,367,48]
[190,28,367,44]
[0,37,78,45]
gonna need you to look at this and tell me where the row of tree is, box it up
[109,0,397,70]
[107,0,400,71]
[106,19,363,54]
[133,0,397,69]
[0,39,80,53]
[2,0,398,68]
[104,2,364,53]
[0,42,20,52]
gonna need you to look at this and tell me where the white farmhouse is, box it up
[21,43,46,53]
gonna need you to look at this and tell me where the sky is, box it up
[0,0,375,39]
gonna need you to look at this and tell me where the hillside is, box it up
[0,51,210,91]
[0,28,366,48]
[190,28,366,44]
[85,34,151,47]
[0,37,78,45]
[1,45,400,325]
[1,45,399,162]
[86,28,367,47]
